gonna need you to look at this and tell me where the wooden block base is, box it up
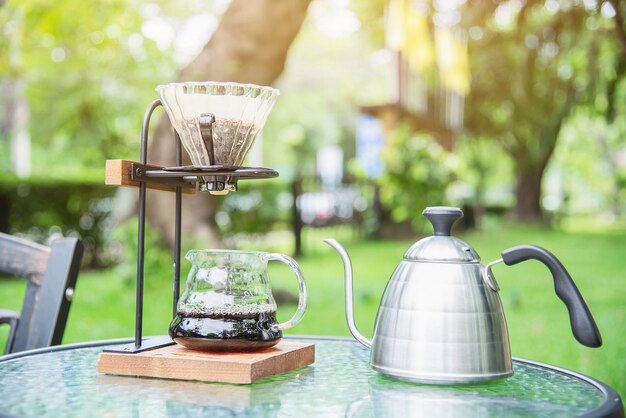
[97,341,315,384]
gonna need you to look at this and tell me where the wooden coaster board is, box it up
[97,341,315,384]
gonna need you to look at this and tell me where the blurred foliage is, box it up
[110,217,175,287]
[0,176,294,266]
[346,0,626,221]
[0,0,180,178]
[547,107,626,217]
[0,0,625,240]
[0,178,117,268]
[452,133,515,211]
[463,0,625,219]
[350,0,387,47]
[216,180,293,235]
[377,125,456,231]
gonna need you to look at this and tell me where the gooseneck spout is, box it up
[324,239,372,348]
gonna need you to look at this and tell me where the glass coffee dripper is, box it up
[169,250,307,351]
[156,81,279,194]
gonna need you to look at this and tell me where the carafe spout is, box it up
[324,239,372,348]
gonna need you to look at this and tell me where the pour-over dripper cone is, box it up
[156,82,279,191]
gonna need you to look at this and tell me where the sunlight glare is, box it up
[494,1,522,28]
[174,13,218,64]
[315,9,361,37]
[545,0,560,14]
[601,2,616,18]
[142,18,175,51]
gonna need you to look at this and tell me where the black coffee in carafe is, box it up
[172,249,307,352]
[169,304,282,351]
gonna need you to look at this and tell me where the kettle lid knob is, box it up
[423,207,463,236]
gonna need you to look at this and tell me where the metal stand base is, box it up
[103,336,175,354]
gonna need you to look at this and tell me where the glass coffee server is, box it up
[104,81,284,354]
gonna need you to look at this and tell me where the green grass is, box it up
[0,224,624,399]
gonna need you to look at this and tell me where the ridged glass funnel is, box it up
[156,82,279,168]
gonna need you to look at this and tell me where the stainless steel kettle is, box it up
[325,206,602,385]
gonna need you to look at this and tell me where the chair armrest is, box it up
[0,309,19,323]
[0,309,20,354]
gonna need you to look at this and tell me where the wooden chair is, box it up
[0,233,83,354]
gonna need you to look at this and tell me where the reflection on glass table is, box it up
[0,337,622,418]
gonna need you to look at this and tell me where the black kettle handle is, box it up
[501,245,602,348]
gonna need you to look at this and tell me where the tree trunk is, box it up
[511,134,560,223]
[513,164,544,222]
[144,0,310,247]
[509,86,576,223]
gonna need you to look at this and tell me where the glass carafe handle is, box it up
[264,253,307,330]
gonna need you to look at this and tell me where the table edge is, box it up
[512,357,624,418]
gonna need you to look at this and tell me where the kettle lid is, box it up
[404,207,481,262]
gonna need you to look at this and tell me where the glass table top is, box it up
[0,337,617,418]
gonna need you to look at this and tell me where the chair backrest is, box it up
[0,233,83,354]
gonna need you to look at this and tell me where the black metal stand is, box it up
[106,100,278,354]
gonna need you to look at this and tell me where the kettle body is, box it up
[325,206,601,385]
[371,258,511,383]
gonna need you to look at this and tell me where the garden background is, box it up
[1,0,625,399]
